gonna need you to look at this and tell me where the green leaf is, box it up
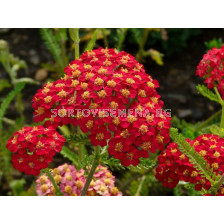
[116,28,128,51]
[196,84,219,103]
[0,79,11,92]
[0,82,25,129]
[9,179,26,196]
[60,146,79,166]
[40,28,64,73]
[170,128,220,185]
[84,29,98,52]
[209,124,224,138]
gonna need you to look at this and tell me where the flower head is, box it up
[196,45,224,98]
[32,48,170,166]
[155,134,224,193]
[36,163,122,196]
[6,126,65,176]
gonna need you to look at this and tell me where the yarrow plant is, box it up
[8,29,224,196]
[6,29,171,197]
[154,45,224,196]
[36,163,122,196]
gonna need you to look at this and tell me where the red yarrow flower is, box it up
[7,126,65,176]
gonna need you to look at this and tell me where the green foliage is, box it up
[101,154,126,171]
[205,38,223,50]
[69,28,80,43]
[130,28,142,45]
[0,79,11,92]
[65,134,91,145]
[116,28,128,51]
[209,124,224,137]
[0,117,24,194]
[170,128,219,184]
[60,146,79,167]
[197,84,219,103]
[9,179,26,196]
[174,182,202,196]
[171,116,198,139]
[0,82,25,129]
[40,28,64,73]
[84,29,98,52]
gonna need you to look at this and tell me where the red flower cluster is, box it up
[155,134,224,194]
[32,48,170,166]
[36,163,122,196]
[6,126,65,175]
[196,45,224,98]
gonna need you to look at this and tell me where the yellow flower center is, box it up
[96,133,104,141]
[44,96,52,103]
[121,129,130,138]
[71,80,79,88]
[64,185,72,194]
[139,125,148,135]
[141,141,151,150]
[110,101,118,109]
[40,184,48,193]
[121,89,130,98]
[110,187,119,195]
[97,90,107,98]
[82,91,90,99]
[72,69,81,78]
[126,78,135,85]
[58,90,67,98]
[147,81,155,88]
[94,77,104,86]
[138,90,146,97]
[81,82,88,90]
[86,120,93,130]
[36,107,45,115]
[107,80,117,87]
[115,142,123,152]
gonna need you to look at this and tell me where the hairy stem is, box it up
[45,169,62,196]
[80,147,100,196]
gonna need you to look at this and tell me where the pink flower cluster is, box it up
[36,163,122,196]
[196,45,224,98]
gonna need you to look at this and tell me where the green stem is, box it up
[120,161,157,192]
[215,173,224,193]
[74,28,80,59]
[214,87,224,105]
[136,29,149,61]
[60,39,67,67]
[45,169,62,196]
[101,28,108,48]
[80,147,100,196]
[214,87,224,128]
[221,106,224,129]
[135,175,146,196]
[195,109,221,131]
